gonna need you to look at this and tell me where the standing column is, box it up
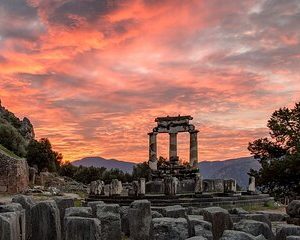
[169,133,178,160]
[148,132,158,170]
[189,130,199,168]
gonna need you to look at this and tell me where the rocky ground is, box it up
[0,194,299,240]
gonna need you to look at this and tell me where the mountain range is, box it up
[72,156,260,189]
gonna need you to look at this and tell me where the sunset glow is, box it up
[1,0,300,163]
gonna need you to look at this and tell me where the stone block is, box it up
[220,230,256,240]
[96,204,121,240]
[0,203,26,240]
[150,217,189,240]
[65,207,93,218]
[186,237,208,240]
[128,200,152,240]
[187,215,213,240]
[234,219,274,239]
[202,207,233,240]
[111,179,123,196]
[54,197,74,238]
[65,217,101,240]
[243,214,272,228]
[0,212,18,240]
[287,201,300,218]
[12,195,35,240]
[256,211,287,222]
[162,205,187,218]
[31,200,61,240]
[286,237,300,240]
[276,224,300,240]
[152,210,163,219]
[87,201,104,217]
[120,206,130,236]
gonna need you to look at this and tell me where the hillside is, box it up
[73,156,260,188]
[72,157,135,173]
[0,144,23,159]
[0,100,35,157]
[199,156,260,189]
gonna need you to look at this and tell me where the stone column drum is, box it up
[189,130,199,168]
[148,132,158,170]
[169,133,177,160]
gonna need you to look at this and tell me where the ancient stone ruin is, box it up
[88,116,272,209]
[1,195,300,240]
[0,151,29,194]
[148,115,199,171]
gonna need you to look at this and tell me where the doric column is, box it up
[148,132,158,170]
[189,130,199,168]
[169,133,178,160]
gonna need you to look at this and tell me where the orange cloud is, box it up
[1,0,300,163]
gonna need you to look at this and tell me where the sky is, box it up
[0,0,300,163]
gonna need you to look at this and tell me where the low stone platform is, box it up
[86,193,273,208]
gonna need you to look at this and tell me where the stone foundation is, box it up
[0,152,29,194]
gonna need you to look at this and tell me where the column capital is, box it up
[148,131,158,136]
[189,129,199,134]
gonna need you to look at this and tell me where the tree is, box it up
[0,122,27,157]
[248,102,300,200]
[26,138,63,172]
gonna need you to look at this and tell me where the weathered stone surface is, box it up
[54,197,74,233]
[65,207,93,218]
[220,230,256,240]
[276,224,300,240]
[0,203,26,240]
[187,215,213,240]
[243,214,272,228]
[152,210,163,218]
[224,179,237,193]
[150,217,189,240]
[12,195,35,240]
[286,236,300,240]
[89,180,104,195]
[54,197,74,239]
[202,207,233,240]
[234,219,274,239]
[103,184,111,196]
[287,201,300,218]
[229,208,249,215]
[0,152,29,194]
[163,205,187,218]
[256,211,287,222]
[31,200,61,240]
[164,176,179,196]
[129,200,152,240]
[186,236,208,240]
[96,204,121,240]
[248,176,256,192]
[87,201,104,217]
[65,217,101,240]
[0,212,18,240]
[120,206,130,236]
[111,179,123,196]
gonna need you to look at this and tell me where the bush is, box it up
[0,122,27,157]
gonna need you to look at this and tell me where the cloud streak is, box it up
[0,0,299,162]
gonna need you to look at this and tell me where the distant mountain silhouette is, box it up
[72,156,260,189]
[72,157,135,173]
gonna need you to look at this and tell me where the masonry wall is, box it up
[0,152,29,193]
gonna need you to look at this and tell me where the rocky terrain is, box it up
[0,195,299,240]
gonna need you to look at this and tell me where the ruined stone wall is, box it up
[0,152,29,193]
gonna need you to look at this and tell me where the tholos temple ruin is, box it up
[88,115,273,208]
